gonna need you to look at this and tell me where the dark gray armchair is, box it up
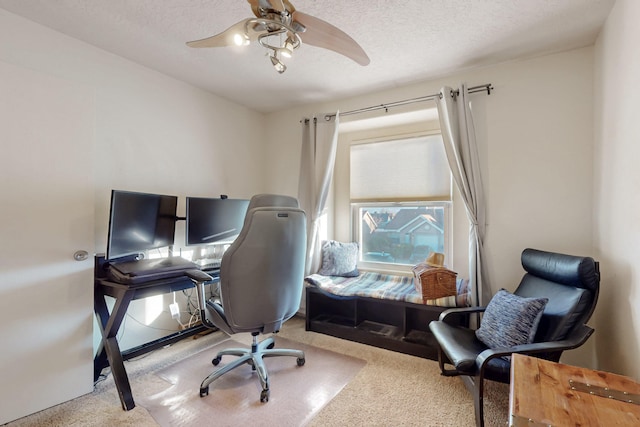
[191,194,307,403]
[429,248,600,427]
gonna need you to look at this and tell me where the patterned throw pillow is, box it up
[318,240,360,277]
[475,289,548,351]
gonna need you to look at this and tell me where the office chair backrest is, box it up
[514,248,600,343]
[219,194,307,334]
[246,193,299,209]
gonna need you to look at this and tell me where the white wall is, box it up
[0,9,266,419]
[265,48,595,281]
[593,0,640,380]
[0,9,265,247]
[264,47,597,366]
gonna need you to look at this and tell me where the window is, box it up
[349,133,451,272]
[354,202,449,266]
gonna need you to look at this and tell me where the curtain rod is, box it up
[322,83,493,120]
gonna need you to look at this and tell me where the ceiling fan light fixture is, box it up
[280,46,293,58]
[186,0,370,73]
[233,32,250,46]
[282,35,295,57]
[270,55,286,74]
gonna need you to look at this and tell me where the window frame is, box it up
[345,128,452,275]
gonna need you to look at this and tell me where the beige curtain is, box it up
[436,84,490,306]
[297,113,340,277]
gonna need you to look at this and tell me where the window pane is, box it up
[357,204,447,266]
[350,135,450,200]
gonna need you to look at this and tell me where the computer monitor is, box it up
[186,197,250,246]
[106,190,178,261]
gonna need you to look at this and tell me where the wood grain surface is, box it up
[509,354,640,426]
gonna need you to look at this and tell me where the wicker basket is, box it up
[412,263,457,302]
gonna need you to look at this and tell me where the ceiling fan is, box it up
[186,0,370,74]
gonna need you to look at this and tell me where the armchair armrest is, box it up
[439,306,487,325]
[476,324,594,369]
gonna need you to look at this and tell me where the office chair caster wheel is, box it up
[297,357,305,366]
[199,386,209,397]
[260,389,269,402]
[267,342,275,349]
[212,356,221,366]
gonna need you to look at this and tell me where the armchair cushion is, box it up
[475,289,548,351]
[429,321,488,373]
[318,240,359,277]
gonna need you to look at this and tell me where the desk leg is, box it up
[93,293,110,382]
[94,286,136,410]
[105,337,135,411]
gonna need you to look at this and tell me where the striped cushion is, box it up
[305,271,470,307]
[475,289,548,351]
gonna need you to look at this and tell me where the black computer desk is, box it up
[93,256,219,411]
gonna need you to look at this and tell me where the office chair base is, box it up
[199,335,305,402]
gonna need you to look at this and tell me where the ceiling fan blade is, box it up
[292,11,370,66]
[247,0,261,17]
[186,19,259,48]
[282,0,296,13]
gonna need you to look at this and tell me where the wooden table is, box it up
[509,354,640,426]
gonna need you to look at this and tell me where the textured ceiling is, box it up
[0,0,615,113]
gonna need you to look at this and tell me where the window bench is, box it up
[304,272,470,360]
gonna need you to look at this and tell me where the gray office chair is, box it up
[191,194,307,403]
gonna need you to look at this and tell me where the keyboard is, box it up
[107,256,198,285]
[111,257,197,276]
[195,258,222,270]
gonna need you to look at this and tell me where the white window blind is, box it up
[350,134,450,201]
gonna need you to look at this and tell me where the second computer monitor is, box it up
[185,197,250,246]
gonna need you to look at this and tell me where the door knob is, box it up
[74,250,89,261]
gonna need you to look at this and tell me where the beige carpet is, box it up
[4,316,510,426]
[138,337,366,426]
[281,317,510,427]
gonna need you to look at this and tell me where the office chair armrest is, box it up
[476,324,595,369]
[185,269,218,329]
[185,269,213,311]
[439,306,487,325]
[185,269,213,283]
